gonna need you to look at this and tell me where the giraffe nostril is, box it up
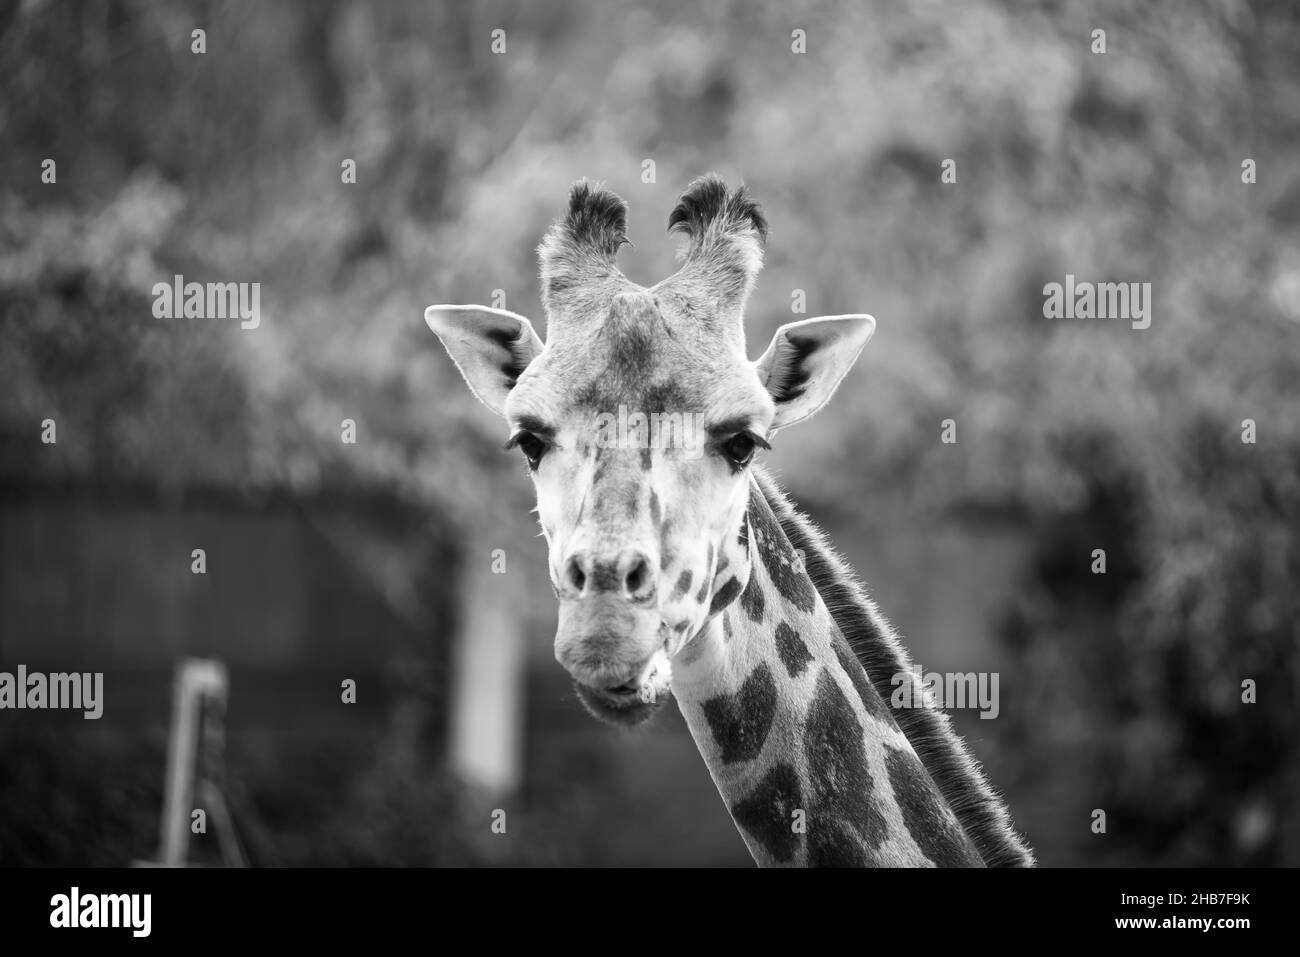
[625,557,646,594]
[624,553,654,600]
[566,556,588,594]
[565,550,653,598]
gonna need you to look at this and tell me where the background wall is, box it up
[1,0,1297,866]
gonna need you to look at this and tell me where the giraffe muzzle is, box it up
[571,647,673,727]
[554,543,669,724]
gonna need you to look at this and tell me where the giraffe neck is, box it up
[671,475,986,867]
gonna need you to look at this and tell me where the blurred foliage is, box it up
[1,0,1298,864]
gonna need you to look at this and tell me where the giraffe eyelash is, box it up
[502,431,556,450]
[714,430,771,472]
[706,430,770,450]
[504,431,552,470]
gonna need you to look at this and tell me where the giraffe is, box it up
[425,175,1035,867]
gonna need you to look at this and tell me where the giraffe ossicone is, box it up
[425,174,1034,868]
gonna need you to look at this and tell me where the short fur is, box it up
[754,466,1036,867]
[663,173,767,321]
[538,180,631,318]
[668,173,768,248]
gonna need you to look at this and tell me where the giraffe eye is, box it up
[507,431,548,470]
[721,432,758,469]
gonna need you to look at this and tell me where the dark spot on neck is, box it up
[774,621,812,678]
[807,820,870,867]
[883,744,983,867]
[739,570,765,623]
[708,576,743,616]
[701,662,777,764]
[802,667,889,852]
[730,763,803,863]
[748,484,816,613]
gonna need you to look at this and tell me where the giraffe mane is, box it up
[753,466,1037,867]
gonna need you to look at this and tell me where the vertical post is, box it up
[447,555,527,794]
[158,658,228,867]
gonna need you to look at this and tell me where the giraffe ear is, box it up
[424,305,545,417]
[754,315,876,431]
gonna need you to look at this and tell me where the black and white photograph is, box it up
[0,0,1295,937]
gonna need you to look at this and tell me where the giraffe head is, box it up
[426,176,874,726]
